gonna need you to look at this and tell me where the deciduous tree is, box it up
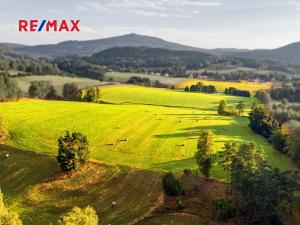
[57,131,89,172]
[195,130,215,179]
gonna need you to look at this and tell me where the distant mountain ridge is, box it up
[2,33,300,64]
[236,42,300,64]
[13,33,209,57]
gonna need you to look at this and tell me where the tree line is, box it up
[0,74,22,101]
[249,104,300,166]
[127,76,172,89]
[225,87,250,97]
[184,82,216,94]
[162,130,299,225]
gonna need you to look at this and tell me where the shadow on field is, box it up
[153,123,243,139]
[151,157,195,171]
[118,101,216,111]
[0,145,164,225]
[0,144,58,197]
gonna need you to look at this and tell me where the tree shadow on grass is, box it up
[151,157,196,172]
[153,123,243,139]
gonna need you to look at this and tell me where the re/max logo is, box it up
[18,20,80,32]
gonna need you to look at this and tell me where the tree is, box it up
[63,83,79,100]
[218,142,238,193]
[256,90,271,105]
[270,131,287,154]
[59,206,99,225]
[0,190,22,225]
[228,142,299,225]
[218,100,227,115]
[285,135,300,166]
[249,106,278,138]
[56,131,89,172]
[195,130,215,179]
[162,172,182,196]
[28,80,57,99]
[236,101,245,116]
[82,87,101,103]
[0,74,22,101]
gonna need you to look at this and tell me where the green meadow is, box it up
[0,85,292,180]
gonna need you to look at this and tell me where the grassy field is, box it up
[0,85,293,180]
[0,145,162,225]
[13,75,104,95]
[176,79,272,94]
[105,72,186,84]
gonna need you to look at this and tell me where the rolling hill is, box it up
[7,33,249,58]
[0,85,293,179]
[14,33,207,57]
[88,47,219,70]
[236,42,300,64]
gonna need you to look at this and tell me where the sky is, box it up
[1,0,300,49]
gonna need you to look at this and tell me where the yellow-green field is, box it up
[176,79,272,93]
[0,86,292,179]
[0,85,296,225]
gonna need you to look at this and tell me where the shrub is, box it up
[214,198,235,221]
[56,131,89,172]
[58,206,99,225]
[218,100,227,115]
[162,172,182,196]
[81,87,101,103]
[63,83,79,100]
[269,131,287,154]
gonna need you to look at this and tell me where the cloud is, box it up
[288,2,300,10]
[76,0,222,18]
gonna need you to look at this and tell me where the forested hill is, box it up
[15,33,207,57]
[88,47,220,71]
[236,42,300,64]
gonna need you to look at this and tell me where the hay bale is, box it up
[5,153,9,158]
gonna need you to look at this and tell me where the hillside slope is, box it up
[0,145,163,225]
[236,42,300,64]
[88,47,218,69]
[15,33,207,57]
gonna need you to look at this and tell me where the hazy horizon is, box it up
[1,0,300,49]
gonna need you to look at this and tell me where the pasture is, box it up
[0,86,292,180]
[13,75,104,95]
[176,79,272,93]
